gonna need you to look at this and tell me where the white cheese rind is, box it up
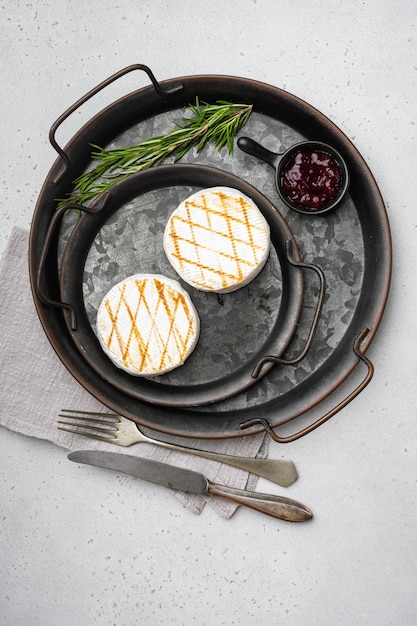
[96,273,200,377]
[163,186,271,293]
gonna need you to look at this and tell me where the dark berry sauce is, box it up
[280,148,343,211]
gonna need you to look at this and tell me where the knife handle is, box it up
[207,482,313,522]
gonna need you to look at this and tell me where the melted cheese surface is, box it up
[163,187,270,293]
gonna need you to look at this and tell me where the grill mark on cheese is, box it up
[166,189,267,291]
[104,283,131,363]
[154,278,194,370]
[222,191,242,287]
[237,193,258,266]
[130,279,149,370]
[189,196,207,280]
[104,281,145,369]
[99,275,198,375]
[134,277,166,372]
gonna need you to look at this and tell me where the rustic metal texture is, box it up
[59,165,307,407]
[29,69,392,439]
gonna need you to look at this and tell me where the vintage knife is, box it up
[68,450,313,522]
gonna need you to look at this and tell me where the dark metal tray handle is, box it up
[49,64,184,184]
[252,239,325,378]
[35,196,109,330]
[241,325,374,442]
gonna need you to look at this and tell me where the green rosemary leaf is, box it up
[56,98,253,209]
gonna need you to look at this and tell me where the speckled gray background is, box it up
[5,3,417,625]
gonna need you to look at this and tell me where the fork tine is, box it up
[59,409,120,421]
[57,415,118,428]
[57,410,120,440]
[57,424,117,444]
[57,418,117,433]
[57,409,126,446]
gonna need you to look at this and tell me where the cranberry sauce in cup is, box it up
[238,137,349,216]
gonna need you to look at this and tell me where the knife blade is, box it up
[68,450,313,522]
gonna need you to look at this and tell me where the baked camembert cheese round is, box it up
[96,273,200,376]
[163,186,270,293]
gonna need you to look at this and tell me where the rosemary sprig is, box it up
[57,98,253,208]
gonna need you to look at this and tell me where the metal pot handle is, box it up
[49,64,184,184]
[251,239,326,378]
[241,326,374,442]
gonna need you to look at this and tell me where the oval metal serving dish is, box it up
[29,65,391,440]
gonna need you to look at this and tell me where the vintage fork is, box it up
[57,410,298,487]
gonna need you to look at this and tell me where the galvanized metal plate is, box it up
[29,71,391,438]
[59,164,305,407]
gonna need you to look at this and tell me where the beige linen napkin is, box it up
[0,227,268,518]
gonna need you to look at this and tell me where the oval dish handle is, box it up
[251,239,326,378]
[35,197,109,330]
[49,64,184,183]
[241,326,374,442]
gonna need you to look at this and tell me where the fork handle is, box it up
[146,439,298,487]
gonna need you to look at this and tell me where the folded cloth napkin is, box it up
[0,227,268,518]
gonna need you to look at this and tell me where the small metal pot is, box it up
[238,136,349,216]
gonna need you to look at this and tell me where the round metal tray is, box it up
[59,164,308,408]
[29,65,392,440]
